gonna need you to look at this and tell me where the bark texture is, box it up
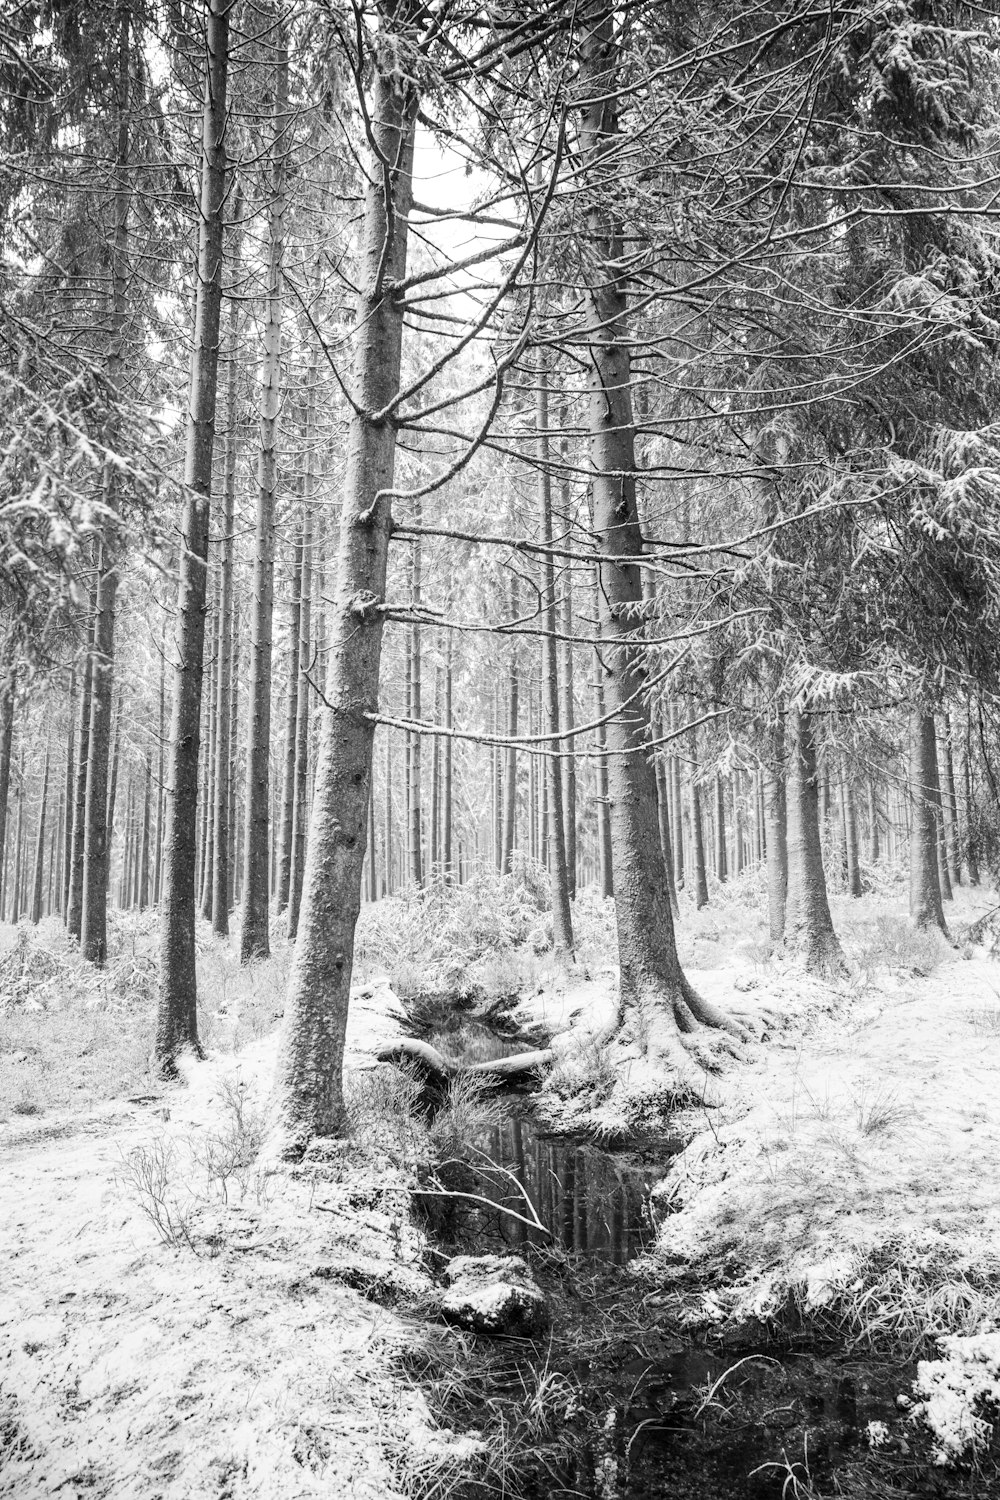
[155,0,230,1073]
[275,20,417,1148]
[0,666,15,918]
[537,366,573,956]
[287,493,313,939]
[211,189,241,935]
[908,707,948,933]
[241,25,289,963]
[785,708,848,975]
[764,715,787,941]
[578,8,735,1070]
[67,607,95,940]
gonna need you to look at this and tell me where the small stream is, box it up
[405,1001,935,1499]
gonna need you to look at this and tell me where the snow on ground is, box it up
[633,886,1000,1458]
[4,882,1000,1488]
[0,990,464,1500]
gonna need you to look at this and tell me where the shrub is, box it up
[850,912,951,984]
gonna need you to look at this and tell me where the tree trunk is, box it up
[275,24,417,1149]
[501,616,518,875]
[713,773,727,884]
[29,744,50,925]
[211,187,241,935]
[67,604,95,940]
[408,510,424,887]
[578,6,735,1068]
[155,0,230,1074]
[962,715,980,885]
[670,702,685,891]
[287,491,313,939]
[59,667,74,915]
[537,367,573,954]
[443,632,454,882]
[0,666,15,919]
[688,726,709,910]
[908,707,947,932]
[559,527,577,898]
[867,779,880,864]
[240,26,288,964]
[841,760,862,898]
[591,569,614,899]
[277,512,303,914]
[10,767,23,922]
[939,714,961,888]
[430,663,441,876]
[229,614,241,908]
[763,714,788,941]
[199,586,218,919]
[383,732,393,895]
[138,749,151,910]
[153,628,166,906]
[785,707,848,975]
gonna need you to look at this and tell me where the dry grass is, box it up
[345,1063,429,1167]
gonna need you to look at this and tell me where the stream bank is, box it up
[393,988,1000,1500]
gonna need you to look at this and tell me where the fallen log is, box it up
[469,1049,554,1084]
[375,1038,554,1103]
[376,1038,451,1090]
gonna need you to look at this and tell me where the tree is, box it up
[275,2,420,1147]
[241,12,290,965]
[570,3,744,1072]
[155,0,231,1076]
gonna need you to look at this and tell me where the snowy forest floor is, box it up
[2,874,1000,1496]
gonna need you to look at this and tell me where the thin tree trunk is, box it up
[867,779,880,864]
[275,28,417,1148]
[48,796,59,916]
[430,664,441,876]
[199,586,218,919]
[713,773,727,883]
[764,713,788,941]
[537,366,573,955]
[786,707,848,974]
[10,766,23,922]
[908,707,947,931]
[287,493,313,939]
[153,629,166,906]
[559,520,577,899]
[60,667,74,915]
[156,0,230,1074]
[81,6,131,967]
[590,568,614,899]
[68,603,96,940]
[277,512,303,913]
[228,609,240,908]
[383,732,393,896]
[962,713,980,885]
[443,632,454,883]
[939,714,961,888]
[138,749,151,910]
[29,744,50,925]
[0,665,15,919]
[212,186,241,935]
[670,703,684,891]
[408,510,424,887]
[240,21,288,964]
[105,693,121,885]
[840,759,862,898]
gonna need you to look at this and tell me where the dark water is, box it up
[407,1003,980,1498]
[410,1002,683,1265]
[420,1114,683,1264]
